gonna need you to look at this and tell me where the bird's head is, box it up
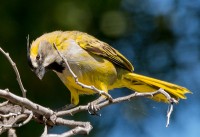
[27,36,65,80]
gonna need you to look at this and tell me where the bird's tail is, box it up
[122,73,191,103]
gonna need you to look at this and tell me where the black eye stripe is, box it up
[46,62,65,73]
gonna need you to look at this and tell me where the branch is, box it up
[166,103,174,127]
[56,88,177,127]
[0,90,92,136]
[0,88,175,136]
[0,47,26,98]
[42,122,91,137]
[0,89,54,117]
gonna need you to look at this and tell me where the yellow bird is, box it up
[27,31,191,108]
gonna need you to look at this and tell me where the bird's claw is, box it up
[88,102,101,116]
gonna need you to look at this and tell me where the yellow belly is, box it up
[55,40,122,95]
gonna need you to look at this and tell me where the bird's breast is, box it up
[54,39,123,93]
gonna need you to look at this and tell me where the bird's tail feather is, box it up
[122,73,191,103]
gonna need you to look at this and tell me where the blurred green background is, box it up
[0,0,199,137]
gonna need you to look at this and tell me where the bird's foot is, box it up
[88,101,101,116]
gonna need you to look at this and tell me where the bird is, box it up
[27,31,191,110]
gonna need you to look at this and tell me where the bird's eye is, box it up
[36,55,40,60]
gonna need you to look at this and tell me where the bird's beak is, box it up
[35,67,45,80]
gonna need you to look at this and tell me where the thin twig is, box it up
[41,125,48,137]
[166,103,174,127]
[53,44,113,101]
[0,112,33,128]
[60,126,91,137]
[13,111,33,128]
[0,101,9,107]
[55,118,92,136]
[56,88,174,116]
[0,47,26,98]
[0,113,17,118]
[41,118,92,137]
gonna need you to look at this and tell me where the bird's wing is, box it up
[75,33,134,72]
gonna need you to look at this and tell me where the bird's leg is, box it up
[88,96,106,116]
